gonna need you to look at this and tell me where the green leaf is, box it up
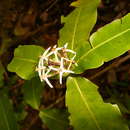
[0,62,5,87]
[0,92,19,130]
[23,77,44,109]
[58,0,100,55]
[66,77,129,130]
[39,109,69,130]
[8,45,44,79]
[75,13,130,73]
[15,103,27,122]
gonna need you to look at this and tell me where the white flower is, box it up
[49,57,74,84]
[36,43,77,88]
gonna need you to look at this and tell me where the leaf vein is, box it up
[71,8,81,50]
[15,56,37,63]
[77,28,130,63]
[73,79,102,130]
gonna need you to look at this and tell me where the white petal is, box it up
[49,66,59,71]
[75,63,78,66]
[53,45,57,48]
[38,69,42,78]
[57,47,62,50]
[38,60,42,77]
[66,49,76,54]
[45,78,53,88]
[64,43,68,48]
[63,69,74,73]
[60,57,64,69]
[43,47,51,56]
[38,58,42,67]
[54,52,59,62]
[68,54,76,69]
[41,58,44,67]
[40,77,43,82]
[46,51,54,57]
[46,68,51,75]
[59,72,63,84]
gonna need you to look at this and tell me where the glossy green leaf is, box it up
[39,109,69,130]
[23,77,44,109]
[66,77,129,130]
[0,62,5,87]
[58,0,100,55]
[8,45,44,79]
[75,13,130,73]
[0,92,19,130]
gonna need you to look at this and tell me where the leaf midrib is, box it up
[73,78,102,130]
[71,8,81,50]
[77,28,130,63]
[15,56,37,63]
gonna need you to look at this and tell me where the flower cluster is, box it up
[36,43,77,88]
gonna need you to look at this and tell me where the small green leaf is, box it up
[58,0,100,56]
[8,45,44,79]
[0,92,19,130]
[75,13,130,73]
[23,77,44,109]
[66,77,129,130]
[39,109,69,130]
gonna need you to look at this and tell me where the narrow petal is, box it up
[56,47,62,51]
[54,52,59,62]
[68,54,76,69]
[66,49,76,54]
[60,57,64,69]
[38,69,42,78]
[43,47,51,56]
[49,66,59,71]
[38,59,43,77]
[45,78,53,88]
[46,51,54,57]
[64,43,68,48]
[53,45,57,48]
[59,72,63,84]
[46,68,51,75]
[64,69,74,73]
